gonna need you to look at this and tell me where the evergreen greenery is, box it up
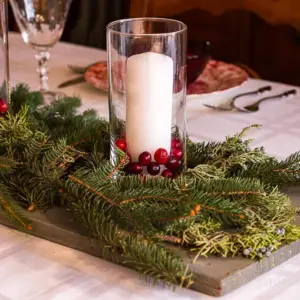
[1,84,300,288]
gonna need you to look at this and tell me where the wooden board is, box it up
[1,188,300,297]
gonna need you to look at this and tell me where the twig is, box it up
[68,175,140,229]
[208,191,266,197]
[0,194,32,230]
[157,235,183,244]
[0,164,10,168]
[68,175,116,206]
[106,156,127,180]
[273,169,300,173]
[120,195,179,205]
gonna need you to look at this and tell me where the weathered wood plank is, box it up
[1,189,300,297]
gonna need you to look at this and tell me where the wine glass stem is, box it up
[35,50,50,93]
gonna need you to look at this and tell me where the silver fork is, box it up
[203,85,272,111]
[236,89,297,112]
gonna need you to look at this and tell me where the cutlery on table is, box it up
[237,89,297,112]
[68,64,90,74]
[57,76,85,88]
[57,62,98,89]
[203,85,272,111]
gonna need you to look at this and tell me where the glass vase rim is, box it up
[107,17,187,37]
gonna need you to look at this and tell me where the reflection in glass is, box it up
[10,0,72,103]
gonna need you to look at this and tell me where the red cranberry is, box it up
[171,148,183,160]
[0,100,8,114]
[115,138,127,152]
[147,162,161,175]
[166,156,182,170]
[126,162,143,174]
[138,151,152,166]
[162,169,173,178]
[154,148,168,165]
[171,138,181,149]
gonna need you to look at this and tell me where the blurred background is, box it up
[8,0,300,86]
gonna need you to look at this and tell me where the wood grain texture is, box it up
[130,0,300,30]
[1,189,300,297]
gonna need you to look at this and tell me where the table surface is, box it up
[2,33,300,300]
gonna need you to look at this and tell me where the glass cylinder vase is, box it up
[107,18,187,177]
[0,0,9,111]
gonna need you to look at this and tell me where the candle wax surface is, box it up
[126,52,174,161]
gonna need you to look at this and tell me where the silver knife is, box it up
[57,76,85,88]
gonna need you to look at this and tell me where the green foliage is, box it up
[1,84,300,288]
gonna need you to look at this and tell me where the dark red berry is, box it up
[115,138,127,152]
[138,151,152,166]
[162,169,173,178]
[171,138,181,149]
[171,148,183,160]
[0,100,8,114]
[147,162,161,175]
[166,156,182,170]
[154,148,168,165]
[126,162,143,175]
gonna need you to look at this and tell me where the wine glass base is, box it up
[41,90,66,105]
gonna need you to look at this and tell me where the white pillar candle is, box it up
[126,52,174,161]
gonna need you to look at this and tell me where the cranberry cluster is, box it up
[0,98,8,114]
[115,137,183,178]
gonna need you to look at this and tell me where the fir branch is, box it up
[70,189,194,287]
[2,85,300,289]
[0,156,19,174]
[121,235,194,287]
[0,185,32,231]
[0,105,33,153]
[68,174,116,206]
[120,195,178,205]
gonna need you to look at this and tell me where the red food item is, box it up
[126,162,143,175]
[0,99,8,114]
[171,138,181,149]
[138,151,152,166]
[84,61,126,93]
[147,162,161,176]
[171,148,183,160]
[115,138,127,152]
[162,169,173,178]
[187,60,248,95]
[166,156,182,170]
[154,148,169,165]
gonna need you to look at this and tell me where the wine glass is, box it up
[9,0,73,103]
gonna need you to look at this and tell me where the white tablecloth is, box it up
[2,33,300,300]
